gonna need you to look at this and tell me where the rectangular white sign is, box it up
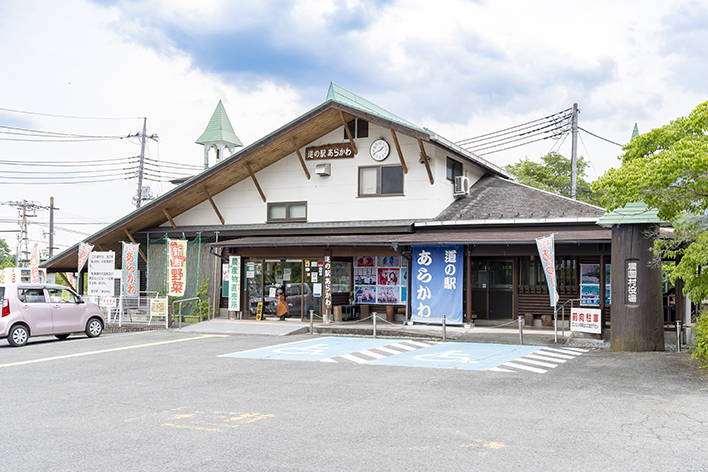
[88,251,115,296]
[571,307,602,334]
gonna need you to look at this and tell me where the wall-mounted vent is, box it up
[315,163,331,176]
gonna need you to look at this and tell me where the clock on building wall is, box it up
[369,138,390,162]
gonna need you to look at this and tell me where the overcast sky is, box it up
[1,0,706,256]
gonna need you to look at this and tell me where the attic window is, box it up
[345,119,369,139]
[446,157,463,181]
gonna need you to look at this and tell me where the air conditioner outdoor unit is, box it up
[453,175,470,197]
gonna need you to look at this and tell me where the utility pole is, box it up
[49,197,57,258]
[1,200,50,267]
[136,117,147,209]
[570,103,579,200]
[133,118,159,209]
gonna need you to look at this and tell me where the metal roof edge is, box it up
[416,217,602,227]
[430,134,510,178]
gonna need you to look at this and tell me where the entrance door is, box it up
[470,260,514,319]
[245,259,320,320]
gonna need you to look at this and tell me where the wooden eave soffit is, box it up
[162,208,178,230]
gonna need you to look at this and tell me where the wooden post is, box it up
[610,224,664,351]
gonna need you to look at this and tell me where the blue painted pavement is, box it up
[220,337,551,371]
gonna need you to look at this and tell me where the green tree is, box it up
[0,238,16,269]
[593,101,708,302]
[505,152,600,205]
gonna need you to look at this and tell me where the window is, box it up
[267,202,307,222]
[446,157,463,181]
[17,288,46,303]
[344,118,369,139]
[358,165,404,197]
[48,288,80,303]
[520,256,577,286]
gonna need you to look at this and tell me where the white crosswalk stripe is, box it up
[494,347,588,374]
[322,340,437,364]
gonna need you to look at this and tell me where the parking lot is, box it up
[1,330,707,471]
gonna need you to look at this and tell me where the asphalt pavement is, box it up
[178,316,600,348]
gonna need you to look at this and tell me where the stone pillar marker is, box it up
[598,202,666,351]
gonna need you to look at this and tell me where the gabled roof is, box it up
[432,175,605,223]
[195,100,243,147]
[326,83,428,135]
[42,83,509,271]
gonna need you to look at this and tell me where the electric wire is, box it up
[455,107,573,156]
[578,127,624,147]
[0,106,141,120]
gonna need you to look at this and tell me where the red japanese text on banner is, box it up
[78,241,94,273]
[535,234,559,307]
[167,239,188,297]
[122,243,140,297]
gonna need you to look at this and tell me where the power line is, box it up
[0,125,126,139]
[0,106,141,120]
[578,127,624,147]
[455,107,573,156]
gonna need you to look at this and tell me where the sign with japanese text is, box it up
[78,241,93,273]
[167,239,188,297]
[88,251,115,296]
[150,297,167,319]
[626,259,638,305]
[323,255,332,313]
[30,243,40,283]
[121,243,140,297]
[571,307,602,334]
[305,143,354,160]
[411,245,463,325]
[228,256,241,311]
[535,234,559,307]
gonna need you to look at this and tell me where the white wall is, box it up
[171,122,487,227]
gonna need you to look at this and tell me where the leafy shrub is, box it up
[691,311,708,369]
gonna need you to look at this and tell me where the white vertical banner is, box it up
[167,239,187,297]
[535,234,559,307]
[228,256,241,311]
[30,244,40,283]
[78,242,93,273]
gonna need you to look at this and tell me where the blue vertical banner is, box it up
[411,245,463,325]
[535,234,559,307]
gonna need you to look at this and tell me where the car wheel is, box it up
[55,334,70,340]
[85,318,103,338]
[8,324,29,347]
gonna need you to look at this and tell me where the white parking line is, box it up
[339,353,369,364]
[524,353,566,363]
[388,343,416,351]
[543,347,584,355]
[535,350,575,360]
[514,358,558,368]
[358,349,386,359]
[501,362,547,374]
[0,335,226,369]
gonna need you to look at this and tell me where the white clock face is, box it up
[370,139,390,161]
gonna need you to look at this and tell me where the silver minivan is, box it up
[0,283,105,347]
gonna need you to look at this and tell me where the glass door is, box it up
[470,260,514,320]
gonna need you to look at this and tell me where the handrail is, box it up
[558,298,582,337]
[172,297,202,329]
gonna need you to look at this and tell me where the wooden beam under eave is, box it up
[246,163,267,203]
[58,272,76,292]
[202,186,225,225]
[124,229,148,264]
[418,138,434,185]
[390,129,408,174]
[162,208,178,230]
[290,137,311,180]
[338,110,358,155]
